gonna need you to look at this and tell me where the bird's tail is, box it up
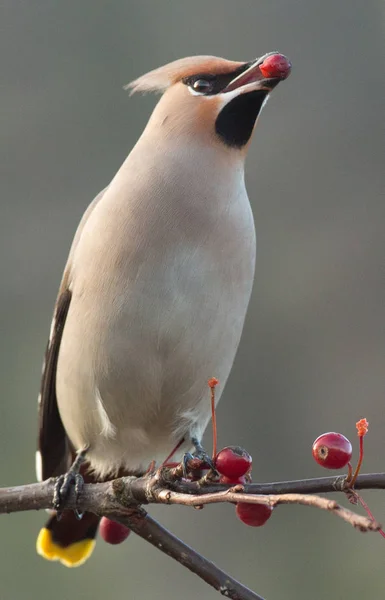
[36,461,100,567]
[36,510,100,567]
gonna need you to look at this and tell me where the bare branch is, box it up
[153,488,379,532]
[111,508,265,600]
[1,472,385,515]
[1,472,384,600]
[168,472,385,496]
[0,478,266,600]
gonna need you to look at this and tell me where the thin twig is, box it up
[169,472,385,496]
[153,489,379,532]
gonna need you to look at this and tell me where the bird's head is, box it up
[126,53,291,154]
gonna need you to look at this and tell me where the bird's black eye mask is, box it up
[182,62,252,95]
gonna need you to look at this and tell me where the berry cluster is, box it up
[100,376,375,546]
[100,416,377,545]
[215,446,273,527]
[207,378,272,526]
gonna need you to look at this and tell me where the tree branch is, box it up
[153,488,378,532]
[2,472,384,514]
[167,472,385,495]
[112,509,265,600]
[1,472,383,600]
[1,477,266,600]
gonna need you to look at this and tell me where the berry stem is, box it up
[349,435,364,487]
[346,462,353,482]
[208,378,219,460]
[211,386,217,460]
[351,491,385,539]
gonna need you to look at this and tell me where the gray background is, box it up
[1,1,385,599]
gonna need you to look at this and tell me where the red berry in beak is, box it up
[259,54,291,80]
[99,517,131,544]
[312,432,352,469]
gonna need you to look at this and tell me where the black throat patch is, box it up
[215,90,268,148]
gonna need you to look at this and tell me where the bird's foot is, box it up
[52,448,88,520]
[182,437,217,477]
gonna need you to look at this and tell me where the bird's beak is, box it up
[222,52,292,94]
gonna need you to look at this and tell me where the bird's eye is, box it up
[192,79,213,93]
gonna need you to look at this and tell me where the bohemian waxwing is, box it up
[36,52,291,566]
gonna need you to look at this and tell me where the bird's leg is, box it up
[183,437,217,476]
[162,437,186,467]
[53,447,88,520]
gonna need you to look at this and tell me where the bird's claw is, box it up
[52,448,88,519]
[191,437,217,473]
[53,471,85,519]
[182,452,195,477]
[182,438,218,477]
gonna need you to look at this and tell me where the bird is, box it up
[36,51,291,567]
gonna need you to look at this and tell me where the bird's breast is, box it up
[57,153,256,473]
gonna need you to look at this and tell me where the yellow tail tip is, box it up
[36,527,96,568]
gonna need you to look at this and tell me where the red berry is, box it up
[312,432,352,469]
[215,446,252,479]
[219,474,247,485]
[236,502,273,527]
[259,53,292,80]
[99,517,131,544]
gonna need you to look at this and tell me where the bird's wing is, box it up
[36,188,108,481]
[37,288,72,481]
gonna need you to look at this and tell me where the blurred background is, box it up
[1,1,385,598]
